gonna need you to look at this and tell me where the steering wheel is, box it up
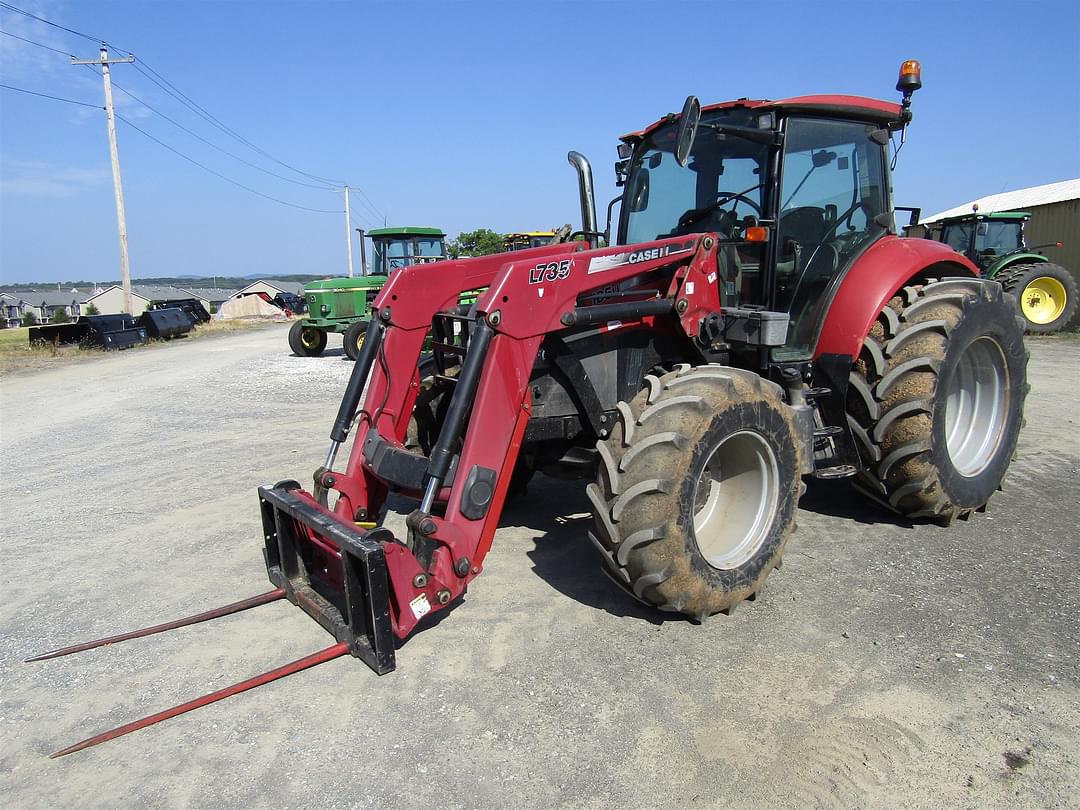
[676,184,763,230]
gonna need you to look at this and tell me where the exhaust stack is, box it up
[567,151,598,246]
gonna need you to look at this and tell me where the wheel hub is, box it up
[692,430,779,570]
[1021,277,1067,324]
[944,336,1009,477]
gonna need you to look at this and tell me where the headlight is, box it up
[320,304,330,314]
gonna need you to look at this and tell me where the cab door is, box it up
[773,116,889,359]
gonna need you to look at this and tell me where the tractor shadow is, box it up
[798,478,916,528]
[508,474,918,620]
[504,475,675,625]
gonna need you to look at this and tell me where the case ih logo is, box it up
[587,239,696,274]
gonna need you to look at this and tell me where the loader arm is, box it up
[283,233,723,650]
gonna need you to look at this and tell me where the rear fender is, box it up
[987,252,1048,278]
[814,235,979,360]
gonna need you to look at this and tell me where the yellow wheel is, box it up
[1020,276,1067,325]
[289,321,327,356]
[997,262,1079,334]
[343,320,368,361]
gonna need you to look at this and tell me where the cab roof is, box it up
[937,211,1032,223]
[620,95,903,143]
[366,226,445,238]
[506,231,555,238]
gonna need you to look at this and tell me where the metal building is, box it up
[922,178,1080,272]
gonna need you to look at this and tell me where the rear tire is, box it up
[343,320,368,361]
[288,321,327,356]
[587,365,803,620]
[846,278,1028,523]
[994,262,1077,334]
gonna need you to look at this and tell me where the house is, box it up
[1,289,84,324]
[230,280,306,302]
[81,285,212,316]
[194,288,240,310]
[1,292,30,328]
[922,178,1080,272]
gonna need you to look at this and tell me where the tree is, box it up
[85,303,100,316]
[22,311,38,327]
[448,229,504,259]
[52,309,70,324]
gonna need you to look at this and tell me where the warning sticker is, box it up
[410,594,432,620]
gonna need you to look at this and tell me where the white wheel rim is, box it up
[944,336,1009,476]
[692,430,779,569]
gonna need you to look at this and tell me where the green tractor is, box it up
[289,227,447,360]
[924,209,1077,333]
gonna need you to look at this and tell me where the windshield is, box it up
[371,238,413,274]
[975,221,1022,256]
[622,108,769,246]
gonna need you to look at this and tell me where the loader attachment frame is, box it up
[301,233,723,641]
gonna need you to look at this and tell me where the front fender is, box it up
[815,235,979,360]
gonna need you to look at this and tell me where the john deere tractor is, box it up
[925,209,1077,333]
[289,227,447,360]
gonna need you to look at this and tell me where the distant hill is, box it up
[0,274,329,292]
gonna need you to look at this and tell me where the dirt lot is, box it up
[1,324,1077,809]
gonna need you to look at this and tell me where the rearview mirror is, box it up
[674,95,700,168]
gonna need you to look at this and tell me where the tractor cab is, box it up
[366,227,447,275]
[614,94,906,360]
[932,211,1029,272]
[504,231,555,251]
[604,64,928,361]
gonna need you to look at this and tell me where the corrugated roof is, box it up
[922,178,1080,223]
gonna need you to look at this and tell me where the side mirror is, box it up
[976,222,988,236]
[628,167,650,212]
[674,95,701,168]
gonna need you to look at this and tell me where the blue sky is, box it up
[1,0,1078,283]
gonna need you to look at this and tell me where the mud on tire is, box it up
[586,364,805,620]
[846,278,1028,523]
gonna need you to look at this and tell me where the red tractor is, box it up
[36,61,1029,756]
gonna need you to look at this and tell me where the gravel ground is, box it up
[1,323,1077,809]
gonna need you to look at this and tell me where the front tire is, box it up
[343,320,368,361]
[846,278,1028,522]
[288,321,327,356]
[587,365,803,620]
[994,262,1078,334]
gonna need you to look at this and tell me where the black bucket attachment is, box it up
[259,483,396,675]
[148,298,211,324]
[139,307,195,339]
[30,315,148,350]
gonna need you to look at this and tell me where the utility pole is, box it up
[73,47,135,314]
[343,186,355,277]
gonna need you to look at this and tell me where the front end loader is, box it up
[33,60,1029,757]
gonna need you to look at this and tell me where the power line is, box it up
[0,27,75,56]
[115,113,342,214]
[0,81,102,108]
[0,1,130,53]
[105,75,338,192]
[2,0,385,219]
[132,60,344,188]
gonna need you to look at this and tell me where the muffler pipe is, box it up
[567,151,598,247]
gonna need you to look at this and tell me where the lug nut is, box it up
[436,589,451,605]
[676,299,689,313]
[455,557,471,577]
[412,573,428,588]
[488,310,502,327]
